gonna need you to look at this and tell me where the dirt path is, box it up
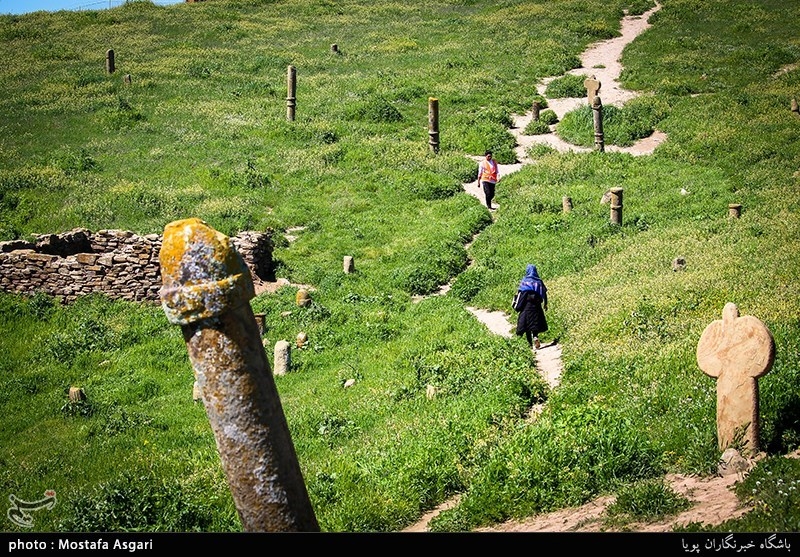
[403,3,760,533]
[463,3,662,401]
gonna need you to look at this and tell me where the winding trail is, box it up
[462,3,662,394]
[404,4,663,532]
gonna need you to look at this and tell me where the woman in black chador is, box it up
[514,264,548,350]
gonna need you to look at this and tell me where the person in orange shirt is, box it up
[477,150,499,210]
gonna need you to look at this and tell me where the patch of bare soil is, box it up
[475,472,750,533]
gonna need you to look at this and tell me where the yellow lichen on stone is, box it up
[159,218,255,325]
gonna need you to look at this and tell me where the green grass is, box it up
[1,0,800,534]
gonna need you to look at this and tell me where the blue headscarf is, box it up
[518,264,547,300]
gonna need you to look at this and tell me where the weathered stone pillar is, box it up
[428,97,440,154]
[609,187,623,225]
[254,313,266,335]
[69,387,85,402]
[123,74,131,85]
[343,255,354,274]
[331,44,339,54]
[584,75,600,105]
[532,100,541,121]
[792,97,799,114]
[159,217,319,532]
[106,49,115,74]
[728,203,742,218]
[296,288,310,307]
[562,196,572,213]
[592,96,605,152]
[697,302,775,454]
[274,340,291,376]
[286,65,297,122]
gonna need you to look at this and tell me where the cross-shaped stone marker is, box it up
[584,75,601,105]
[697,302,775,455]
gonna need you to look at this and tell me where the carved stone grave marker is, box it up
[697,302,775,454]
[583,75,600,105]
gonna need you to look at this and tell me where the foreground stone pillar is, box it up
[697,302,775,454]
[159,217,319,532]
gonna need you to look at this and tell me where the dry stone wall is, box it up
[0,227,273,304]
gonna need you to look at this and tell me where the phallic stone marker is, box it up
[343,255,354,274]
[68,386,85,402]
[296,288,311,307]
[532,100,541,121]
[123,74,131,85]
[274,340,291,376]
[792,97,799,114]
[159,217,319,532]
[584,75,600,104]
[562,196,572,213]
[253,313,266,335]
[609,187,623,225]
[729,203,742,218]
[428,97,440,154]
[296,331,308,348]
[697,302,775,454]
[106,49,115,74]
[286,65,297,122]
[592,96,604,152]
[331,43,339,54]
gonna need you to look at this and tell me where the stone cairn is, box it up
[0,227,273,304]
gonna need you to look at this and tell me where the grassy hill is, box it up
[1,0,799,533]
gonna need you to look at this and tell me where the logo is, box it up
[7,490,57,528]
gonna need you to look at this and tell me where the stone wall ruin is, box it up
[0,227,273,304]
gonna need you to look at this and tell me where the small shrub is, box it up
[544,74,588,98]
[523,119,551,135]
[539,109,559,125]
[450,269,485,303]
[348,97,403,123]
[605,478,691,524]
[51,147,98,175]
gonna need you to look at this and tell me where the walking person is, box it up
[477,150,499,210]
[514,263,549,350]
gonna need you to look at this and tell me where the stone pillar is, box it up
[592,96,605,152]
[106,49,115,74]
[697,302,775,454]
[286,65,297,122]
[609,187,623,225]
[123,74,131,85]
[532,100,541,121]
[253,313,266,335]
[562,196,572,213]
[583,75,600,105]
[296,331,308,348]
[296,288,310,307]
[331,44,339,54]
[274,340,291,376]
[343,255,354,274]
[159,217,319,532]
[428,97,440,154]
[792,97,799,114]
[728,203,742,218]
[68,387,85,402]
